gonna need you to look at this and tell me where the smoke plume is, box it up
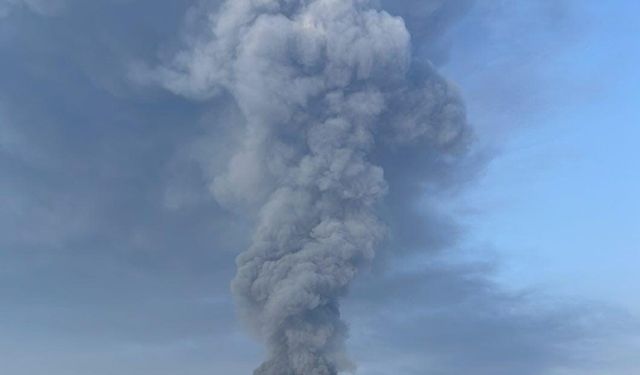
[153,0,470,374]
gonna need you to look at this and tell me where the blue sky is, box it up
[447,0,640,311]
[0,1,638,374]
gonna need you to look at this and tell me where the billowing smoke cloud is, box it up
[152,0,470,374]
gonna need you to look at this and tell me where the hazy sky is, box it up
[1,1,638,374]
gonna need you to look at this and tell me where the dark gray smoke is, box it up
[151,1,470,374]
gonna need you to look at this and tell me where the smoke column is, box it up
[154,0,470,374]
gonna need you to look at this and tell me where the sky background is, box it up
[448,0,640,310]
[0,1,638,374]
